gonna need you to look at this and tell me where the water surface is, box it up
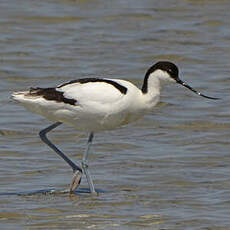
[1,0,230,229]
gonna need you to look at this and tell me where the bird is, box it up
[11,61,219,194]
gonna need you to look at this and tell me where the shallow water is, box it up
[1,0,230,229]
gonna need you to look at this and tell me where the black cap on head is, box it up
[145,61,179,81]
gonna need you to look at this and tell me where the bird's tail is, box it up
[11,88,49,102]
[11,90,31,102]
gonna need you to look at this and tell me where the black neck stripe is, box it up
[58,78,127,95]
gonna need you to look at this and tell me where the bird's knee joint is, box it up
[39,131,48,141]
[81,161,89,169]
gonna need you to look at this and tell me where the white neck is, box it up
[147,75,161,95]
[139,69,175,110]
[142,70,166,95]
[139,76,161,111]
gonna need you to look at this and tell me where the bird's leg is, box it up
[39,122,82,193]
[82,132,96,194]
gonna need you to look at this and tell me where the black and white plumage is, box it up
[11,61,218,194]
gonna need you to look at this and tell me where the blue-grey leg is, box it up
[39,122,82,193]
[82,132,96,194]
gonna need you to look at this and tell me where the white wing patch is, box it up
[58,80,127,105]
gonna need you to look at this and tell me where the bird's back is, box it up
[12,78,146,131]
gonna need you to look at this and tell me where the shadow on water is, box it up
[0,187,106,196]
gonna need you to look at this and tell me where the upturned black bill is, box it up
[176,79,220,100]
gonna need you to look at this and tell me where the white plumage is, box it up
[12,79,159,131]
[11,61,218,194]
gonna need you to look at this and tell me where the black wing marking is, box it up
[28,87,77,105]
[58,78,127,95]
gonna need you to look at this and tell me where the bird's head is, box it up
[142,61,219,100]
